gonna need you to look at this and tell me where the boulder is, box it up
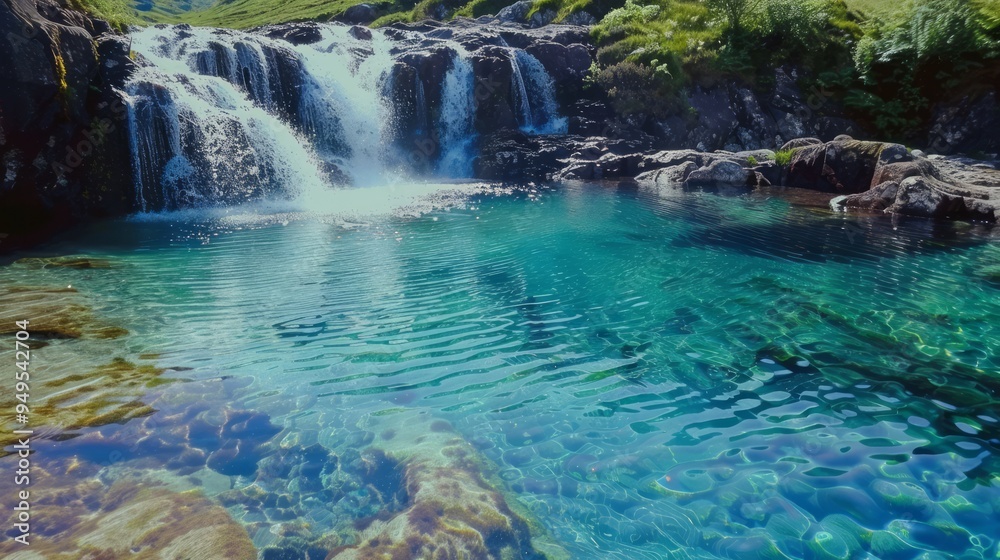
[635,162,697,186]
[785,139,890,193]
[685,160,751,187]
[835,181,900,211]
[348,24,372,40]
[496,0,532,23]
[871,159,939,187]
[262,22,323,45]
[836,177,996,223]
[887,177,996,222]
[341,3,377,24]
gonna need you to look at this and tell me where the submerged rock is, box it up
[0,285,128,340]
[0,464,257,558]
[0,355,177,452]
[14,255,114,269]
[329,410,568,559]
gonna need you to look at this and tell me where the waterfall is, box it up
[436,50,476,178]
[127,27,331,211]
[124,23,570,212]
[293,26,397,186]
[511,50,568,135]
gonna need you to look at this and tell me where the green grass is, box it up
[161,0,388,27]
[842,0,908,18]
[68,0,136,29]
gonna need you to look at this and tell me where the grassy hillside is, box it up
[136,0,909,28]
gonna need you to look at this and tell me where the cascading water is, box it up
[510,50,568,134]
[127,27,331,211]
[124,23,570,212]
[514,50,568,134]
[293,26,398,186]
[436,50,476,177]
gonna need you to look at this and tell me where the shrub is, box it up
[751,0,830,53]
[773,149,794,166]
[586,61,681,116]
[706,0,763,32]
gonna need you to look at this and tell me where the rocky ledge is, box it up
[475,132,1000,223]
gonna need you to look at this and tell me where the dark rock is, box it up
[0,0,134,250]
[927,89,1000,156]
[262,22,323,45]
[836,181,900,211]
[685,87,738,152]
[341,3,377,24]
[525,41,592,83]
[474,130,577,180]
[470,46,518,133]
[260,43,305,122]
[562,11,596,25]
[752,162,781,186]
[348,25,372,41]
[786,139,889,193]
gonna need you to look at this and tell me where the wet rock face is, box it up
[0,0,134,249]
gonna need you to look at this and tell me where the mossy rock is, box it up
[330,410,569,560]
[0,465,256,559]
[0,357,181,452]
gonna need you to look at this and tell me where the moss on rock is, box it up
[330,410,568,560]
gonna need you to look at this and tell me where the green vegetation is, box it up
[68,0,135,29]
[774,148,794,166]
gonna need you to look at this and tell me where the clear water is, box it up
[3,182,1000,559]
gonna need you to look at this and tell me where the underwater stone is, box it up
[0,286,128,340]
[327,410,568,559]
[0,464,256,558]
[14,256,115,269]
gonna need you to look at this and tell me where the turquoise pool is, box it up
[2,182,999,559]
